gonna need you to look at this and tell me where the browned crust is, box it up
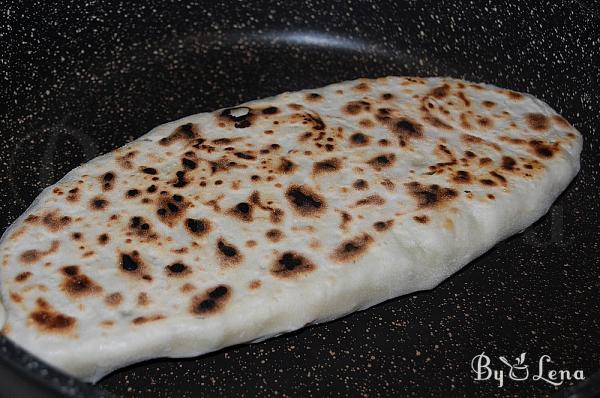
[330,234,374,263]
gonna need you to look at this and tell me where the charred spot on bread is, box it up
[352,179,369,190]
[285,185,326,216]
[208,285,229,299]
[156,193,188,225]
[413,215,430,224]
[529,140,558,158]
[501,156,517,171]
[313,157,342,175]
[118,251,151,280]
[266,229,284,242]
[104,292,123,307]
[171,170,189,188]
[343,100,370,115]
[190,284,231,315]
[355,195,385,207]
[219,107,255,128]
[60,266,103,298]
[349,132,370,146]
[234,151,256,160]
[423,115,453,130]
[452,170,472,184]
[271,251,316,278]
[185,218,211,237]
[166,262,191,277]
[30,310,76,333]
[525,113,550,131]
[98,233,110,245]
[378,116,424,147]
[480,178,497,186]
[405,182,458,208]
[19,240,59,264]
[227,202,254,222]
[368,153,396,171]
[182,158,197,169]
[305,93,322,102]
[373,220,394,231]
[276,157,297,174]
[126,189,140,198]
[28,211,72,232]
[121,253,139,271]
[15,272,32,282]
[331,234,374,263]
[262,106,279,115]
[216,238,243,266]
[304,113,326,130]
[67,187,80,201]
[29,298,77,333]
[159,123,198,145]
[132,314,166,325]
[393,118,422,138]
[142,167,158,175]
[429,84,450,99]
[90,196,109,210]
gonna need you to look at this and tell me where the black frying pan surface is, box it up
[1,1,599,397]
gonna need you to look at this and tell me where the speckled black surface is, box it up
[1,1,599,397]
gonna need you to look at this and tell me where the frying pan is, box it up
[1,0,599,396]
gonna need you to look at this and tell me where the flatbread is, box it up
[0,77,582,382]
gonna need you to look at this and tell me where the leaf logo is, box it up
[499,352,529,381]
